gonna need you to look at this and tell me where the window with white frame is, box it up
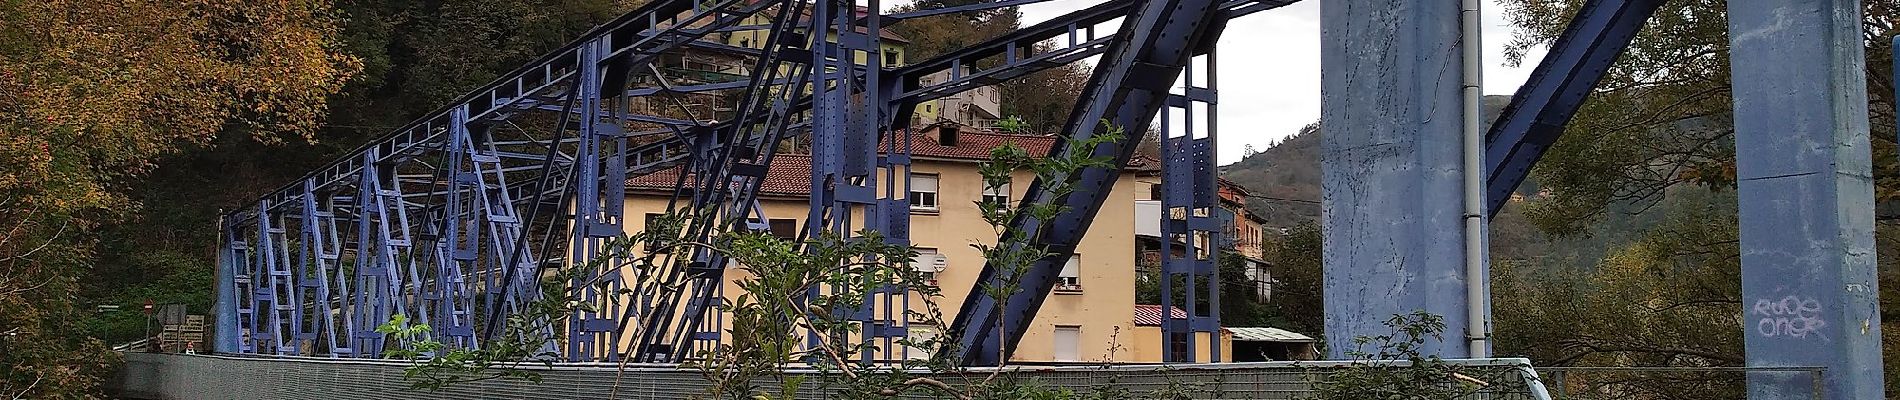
[909,174,939,210]
[1053,325,1081,362]
[1057,255,1081,290]
[913,248,941,286]
[982,181,1010,209]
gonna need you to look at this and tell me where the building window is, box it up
[738,37,751,48]
[913,248,941,286]
[644,213,666,252]
[1053,325,1081,362]
[1056,255,1081,292]
[982,182,1010,208]
[1169,332,1191,362]
[909,174,939,210]
[884,49,900,66]
[1149,183,1163,201]
[768,218,797,240]
[905,327,937,360]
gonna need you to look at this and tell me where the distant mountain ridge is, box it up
[1219,95,1515,228]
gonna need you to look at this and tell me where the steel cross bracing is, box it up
[214,0,1286,364]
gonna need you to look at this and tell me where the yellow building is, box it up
[721,5,910,67]
[1129,305,1235,362]
[913,70,1003,128]
[622,125,1228,363]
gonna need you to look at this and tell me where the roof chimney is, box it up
[939,126,959,146]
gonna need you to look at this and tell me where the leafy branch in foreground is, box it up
[1305,311,1528,400]
[970,120,1125,375]
[377,217,690,391]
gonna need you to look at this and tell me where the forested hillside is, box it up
[1220,95,1516,229]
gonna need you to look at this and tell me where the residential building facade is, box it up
[620,126,1209,363]
[912,69,1003,128]
[1134,178,1274,302]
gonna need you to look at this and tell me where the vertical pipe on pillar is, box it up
[1459,0,1489,358]
[1728,1,1883,398]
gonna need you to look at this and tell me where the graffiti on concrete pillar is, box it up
[1752,296,1826,339]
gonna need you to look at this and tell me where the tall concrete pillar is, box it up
[1728,1,1884,398]
[1319,1,1484,358]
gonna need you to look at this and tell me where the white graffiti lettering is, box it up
[1751,296,1826,339]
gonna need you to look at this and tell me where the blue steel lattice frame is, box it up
[297,179,348,356]
[1157,49,1221,363]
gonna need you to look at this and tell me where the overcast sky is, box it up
[891,0,1551,163]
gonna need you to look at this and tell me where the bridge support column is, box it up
[1318,0,1484,358]
[1728,1,1884,398]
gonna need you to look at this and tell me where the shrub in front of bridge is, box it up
[1302,311,1532,400]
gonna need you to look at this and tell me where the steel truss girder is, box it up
[618,0,1289,177]
[218,0,790,358]
[227,0,787,220]
[1483,0,1665,215]
[215,0,1289,364]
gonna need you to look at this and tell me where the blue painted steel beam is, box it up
[946,0,1238,366]
[1482,0,1664,215]
[1728,1,1884,398]
[1157,50,1222,362]
[1319,0,1479,359]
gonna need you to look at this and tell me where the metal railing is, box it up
[1537,366,1825,400]
[112,353,1553,399]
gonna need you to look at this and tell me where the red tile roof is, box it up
[906,129,1056,160]
[627,155,817,197]
[1133,304,1189,326]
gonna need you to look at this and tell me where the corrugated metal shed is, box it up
[1226,327,1316,343]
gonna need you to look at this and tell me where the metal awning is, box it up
[1227,327,1316,343]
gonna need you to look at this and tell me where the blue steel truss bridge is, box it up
[201,0,1884,397]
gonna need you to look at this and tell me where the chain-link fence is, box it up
[1537,366,1824,400]
[112,353,1550,399]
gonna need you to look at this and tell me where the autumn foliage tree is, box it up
[0,0,357,397]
